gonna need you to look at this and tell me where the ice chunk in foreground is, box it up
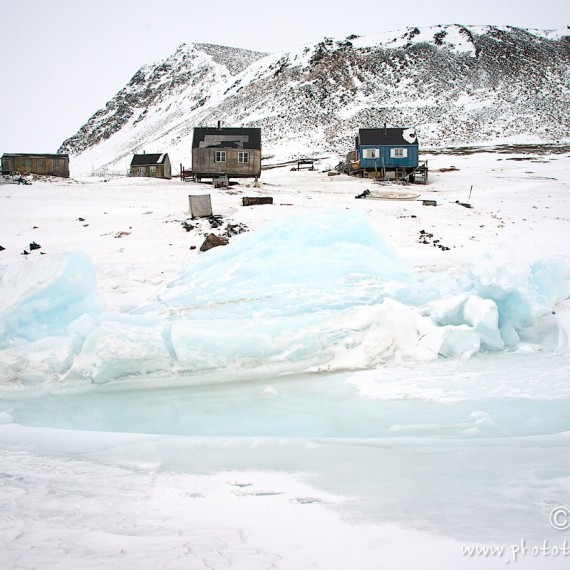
[470,250,570,330]
[0,251,103,347]
[0,252,103,383]
[424,294,504,354]
[68,317,173,384]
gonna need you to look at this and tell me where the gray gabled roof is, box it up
[357,128,418,147]
[192,127,261,150]
[2,153,69,159]
[130,153,169,166]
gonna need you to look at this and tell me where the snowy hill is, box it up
[59,25,570,175]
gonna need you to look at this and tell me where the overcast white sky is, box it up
[0,0,568,155]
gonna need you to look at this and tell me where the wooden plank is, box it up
[242,196,273,206]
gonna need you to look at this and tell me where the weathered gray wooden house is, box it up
[192,127,261,182]
[1,153,70,177]
[130,153,171,179]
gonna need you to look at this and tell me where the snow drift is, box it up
[1,210,569,386]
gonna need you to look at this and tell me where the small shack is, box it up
[191,126,261,182]
[130,153,171,179]
[1,153,70,178]
[296,157,315,171]
[347,127,427,183]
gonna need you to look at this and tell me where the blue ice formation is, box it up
[0,251,103,350]
[0,210,569,385]
[160,209,413,315]
[0,251,103,382]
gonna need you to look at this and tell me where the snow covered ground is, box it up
[1,148,570,568]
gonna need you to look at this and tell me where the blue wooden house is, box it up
[357,127,418,169]
[348,126,426,183]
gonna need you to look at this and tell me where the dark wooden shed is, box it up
[130,153,172,179]
[1,153,70,178]
[192,127,261,182]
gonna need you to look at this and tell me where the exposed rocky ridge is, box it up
[60,43,268,157]
[193,43,269,75]
[59,25,570,174]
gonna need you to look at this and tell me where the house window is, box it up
[363,148,379,159]
[391,148,408,158]
[149,166,156,173]
[238,151,249,164]
[138,167,145,176]
[215,151,226,162]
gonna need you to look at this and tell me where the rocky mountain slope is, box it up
[59,25,570,175]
